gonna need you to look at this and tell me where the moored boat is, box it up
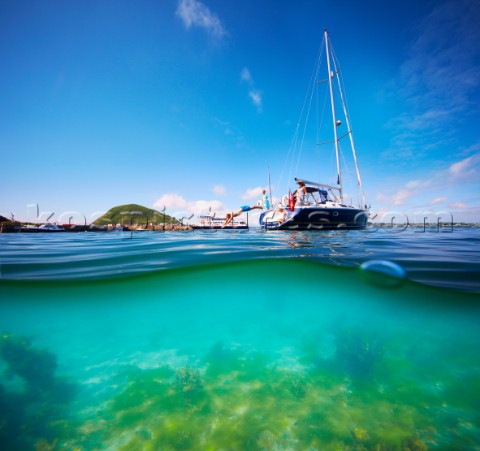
[191,214,248,230]
[20,223,66,233]
[260,28,369,231]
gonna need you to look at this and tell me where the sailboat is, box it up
[259,29,369,230]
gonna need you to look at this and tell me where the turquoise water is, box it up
[1,228,479,449]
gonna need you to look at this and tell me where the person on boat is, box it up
[261,189,271,209]
[222,205,262,228]
[276,207,287,224]
[294,180,307,206]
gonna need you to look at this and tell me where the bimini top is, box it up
[295,177,337,202]
[295,177,340,193]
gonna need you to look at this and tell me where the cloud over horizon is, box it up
[154,193,225,216]
[376,179,431,206]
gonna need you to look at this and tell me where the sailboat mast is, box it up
[325,28,343,202]
[331,56,367,208]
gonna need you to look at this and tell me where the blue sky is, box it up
[1,0,479,224]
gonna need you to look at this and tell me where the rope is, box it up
[294,43,325,175]
[274,123,300,203]
[274,37,326,201]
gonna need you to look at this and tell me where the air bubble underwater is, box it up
[359,260,407,288]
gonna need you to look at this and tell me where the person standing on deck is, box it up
[261,189,271,209]
[294,181,307,206]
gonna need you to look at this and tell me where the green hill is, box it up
[94,204,179,226]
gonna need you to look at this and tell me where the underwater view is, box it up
[1,228,479,450]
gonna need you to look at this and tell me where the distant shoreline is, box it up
[0,222,195,233]
[1,220,479,234]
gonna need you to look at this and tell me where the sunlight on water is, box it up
[1,258,479,449]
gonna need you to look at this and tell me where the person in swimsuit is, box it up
[276,207,287,224]
[222,205,262,227]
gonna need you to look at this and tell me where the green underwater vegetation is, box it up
[0,334,76,450]
[64,327,479,451]
[1,322,479,450]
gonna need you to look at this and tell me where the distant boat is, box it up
[61,224,87,232]
[39,223,65,232]
[21,223,65,233]
[191,214,248,230]
[260,29,369,231]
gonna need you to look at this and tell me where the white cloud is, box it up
[399,0,480,112]
[153,193,224,216]
[460,142,480,157]
[376,180,431,206]
[448,152,480,179]
[386,0,480,161]
[448,202,468,209]
[154,193,188,210]
[188,199,224,215]
[249,90,262,108]
[405,180,423,190]
[240,67,252,83]
[176,0,226,38]
[241,67,263,112]
[241,186,265,201]
[449,158,470,175]
[372,148,480,222]
[431,196,448,204]
[212,184,226,196]
[391,189,412,206]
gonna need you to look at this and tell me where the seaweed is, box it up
[0,333,76,450]
[204,341,243,376]
[334,326,384,380]
[175,367,204,406]
[93,335,480,450]
[289,376,307,399]
[1,334,56,392]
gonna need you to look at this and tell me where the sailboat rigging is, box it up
[259,28,369,230]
